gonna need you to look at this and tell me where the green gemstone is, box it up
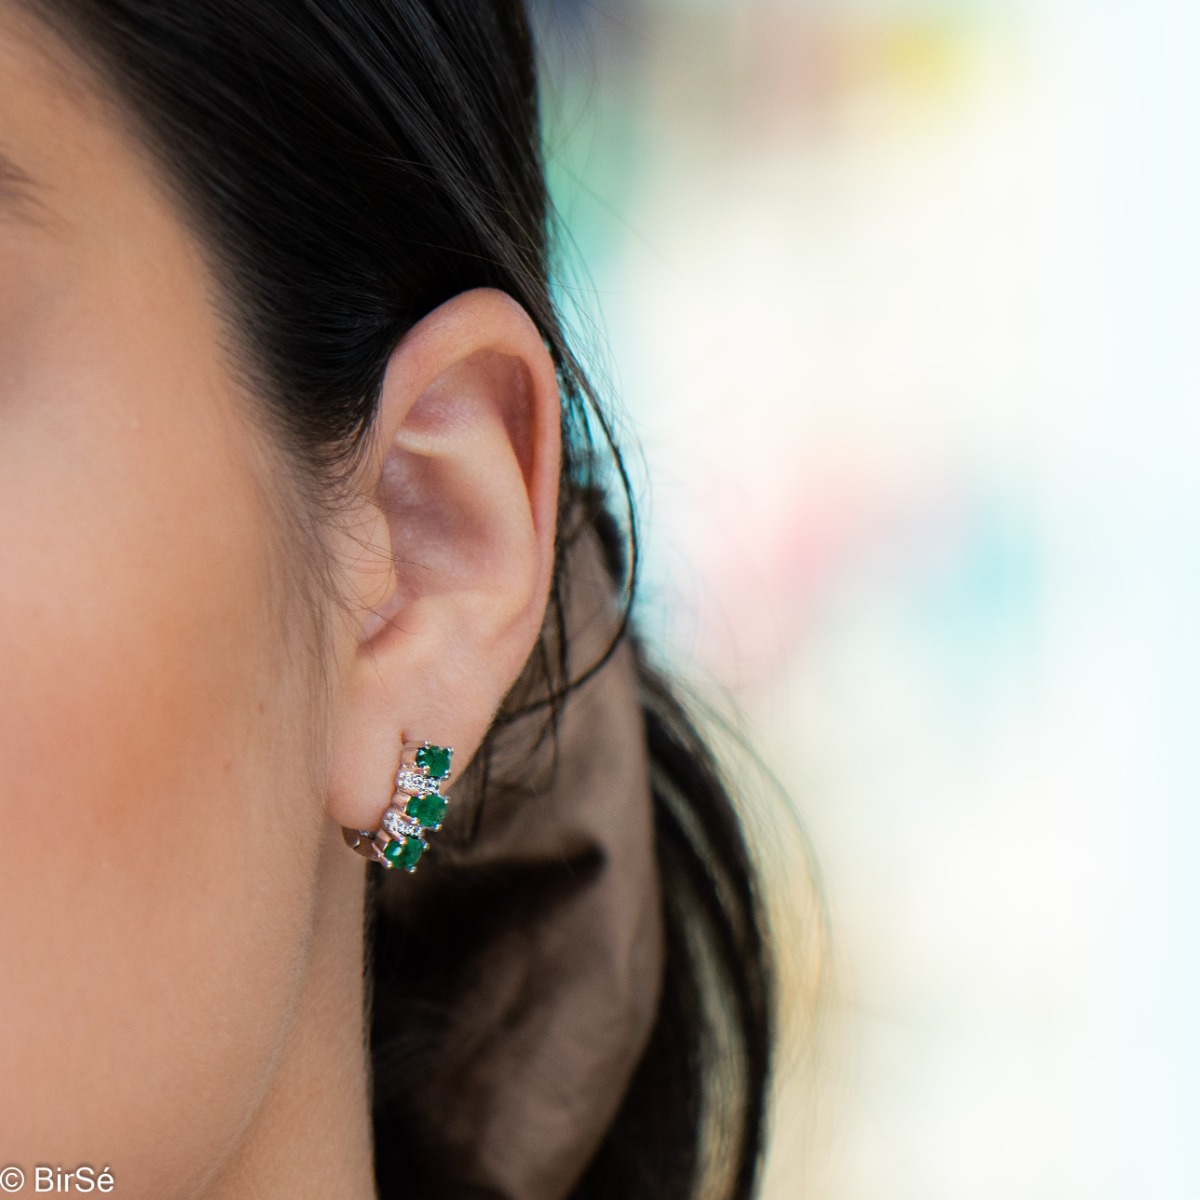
[415,744,452,780]
[384,835,425,871]
[406,792,447,829]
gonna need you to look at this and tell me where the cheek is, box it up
[0,325,324,1182]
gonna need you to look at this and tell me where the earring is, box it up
[341,741,454,872]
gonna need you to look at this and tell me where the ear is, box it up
[323,288,561,834]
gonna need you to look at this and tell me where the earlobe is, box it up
[323,289,561,838]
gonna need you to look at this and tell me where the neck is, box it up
[201,831,378,1200]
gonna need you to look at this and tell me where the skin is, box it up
[0,6,562,1197]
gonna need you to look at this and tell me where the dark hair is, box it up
[26,2,775,1197]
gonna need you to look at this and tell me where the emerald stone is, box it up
[406,792,447,829]
[384,835,425,871]
[415,744,451,780]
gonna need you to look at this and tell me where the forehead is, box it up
[0,3,166,237]
[0,2,235,361]
[0,2,256,445]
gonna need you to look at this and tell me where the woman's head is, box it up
[0,0,566,1188]
[0,3,773,1198]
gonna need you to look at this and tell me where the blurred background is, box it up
[533,1,1200,1197]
